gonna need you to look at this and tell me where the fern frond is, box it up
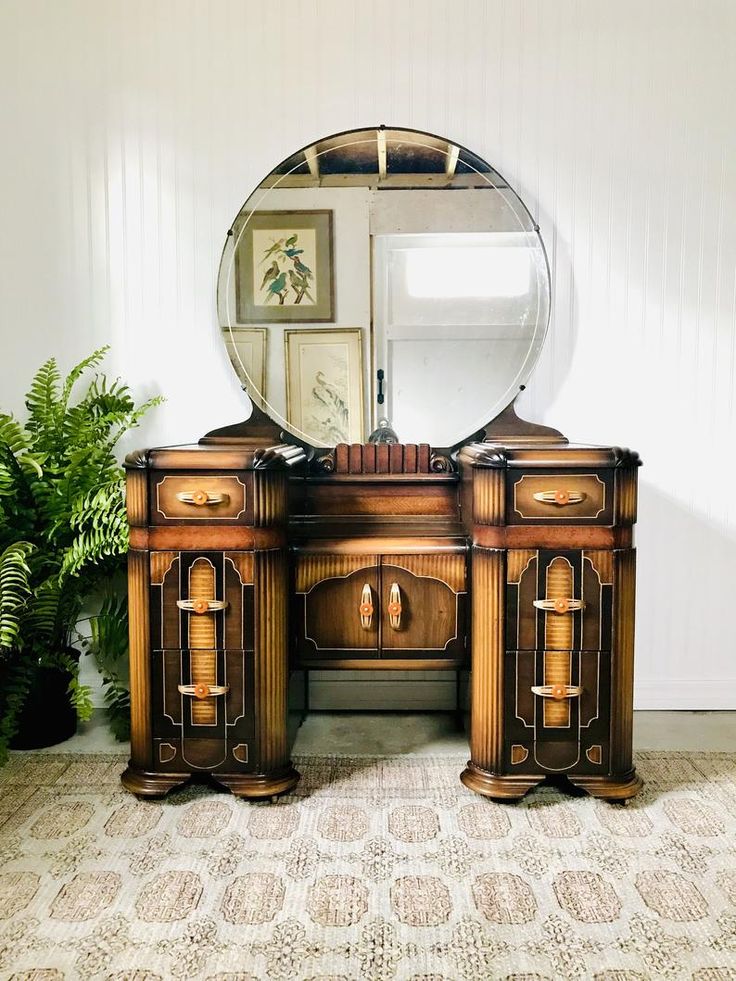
[102,680,130,741]
[0,658,37,764]
[0,542,35,652]
[61,479,128,578]
[25,358,61,440]
[59,347,110,417]
[0,414,44,492]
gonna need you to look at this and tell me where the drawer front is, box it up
[506,549,612,651]
[507,470,613,524]
[150,551,254,652]
[151,648,256,772]
[150,473,252,523]
[504,649,611,774]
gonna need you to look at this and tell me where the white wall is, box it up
[1,0,734,708]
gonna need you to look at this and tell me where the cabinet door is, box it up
[380,554,466,659]
[295,554,380,659]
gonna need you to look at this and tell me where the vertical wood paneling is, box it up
[468,547,505,771]
[2,0,735,706]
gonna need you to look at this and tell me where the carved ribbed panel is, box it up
[611,549,636,773]
[254,549,290,771]
[254,471,288,527]
[126,470,148,526]
[381,553,467,593]
[473,469,504,525]
[332,443,432,473]
[585,550,613,586]
[150,551,177,585]
[188,559,216,724]
[507,549,536,585]
[469,548,505,771]
[128,551,151,767]
[296,554,378,593]
[544,557,573,726]
[615,469,638,525]
[224,551,254,585]
[542,651,572,727]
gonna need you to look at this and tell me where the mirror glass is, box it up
[217,127,550,448]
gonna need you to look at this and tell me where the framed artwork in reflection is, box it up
[233,210,334,323]
[285,329,364,445]
[223,328,267,398]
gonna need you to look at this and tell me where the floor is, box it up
[19,709,736,756]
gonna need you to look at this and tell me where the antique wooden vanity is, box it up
[122,127,642,803]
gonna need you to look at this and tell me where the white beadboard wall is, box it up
[1,0,735,709]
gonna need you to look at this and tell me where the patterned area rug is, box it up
[1,753,736,980]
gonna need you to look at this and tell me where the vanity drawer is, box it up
[507,470,613,524]
[150,473,252,523]
[151,648,256,772]
[150,551,255,652]
[506,549,613,651]
[504,649,611,774]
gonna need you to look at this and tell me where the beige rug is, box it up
[0,753,735,980]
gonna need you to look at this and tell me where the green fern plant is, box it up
[83,590,131,741]
[0,346,162,761]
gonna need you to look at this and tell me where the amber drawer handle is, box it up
[533,598,585,614]
[359,584,374,630]
[178,683,229,700]
[176,599,228,614]
[388,583,402,630]
[175,490,230,506]
[532,490,586,506]
[532,684,584,701]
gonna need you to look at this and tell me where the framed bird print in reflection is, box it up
[285,329,364,446]
[233,210,334,323]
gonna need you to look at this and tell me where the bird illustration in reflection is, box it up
[311,371,349,441]
[265,271,288,303]
[260,260,280,291]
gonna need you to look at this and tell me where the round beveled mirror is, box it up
[217,126,550,448]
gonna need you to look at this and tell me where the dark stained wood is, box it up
[125,428,640,806]
[129,526,287,551]
[301,658,466,670]
[473,525,633,549]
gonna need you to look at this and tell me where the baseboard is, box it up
[635,679,736,710]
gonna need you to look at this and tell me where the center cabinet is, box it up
[293,550,468,662]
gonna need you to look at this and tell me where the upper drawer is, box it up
[150,474,253,524]
[507,471,613,525]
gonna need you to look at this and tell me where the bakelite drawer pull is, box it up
[175,489,230,506]
[533,598,585,614]
[178,683,229,700]
[388,583,402,630]
[176,599,229,614]
[532,684,584,701]
[532,489,587,506]
[359,584,374,630]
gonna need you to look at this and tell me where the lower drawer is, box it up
[151,649,256,772]
[504,649,610,774]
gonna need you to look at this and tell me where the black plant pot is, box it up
[9,651,79,750]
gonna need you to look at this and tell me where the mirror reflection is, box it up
[218,127,550,447]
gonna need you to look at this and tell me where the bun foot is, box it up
[567,770,644,802]
[460,762,544,801]
[212,764,300,799]
[121,765,191,798]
